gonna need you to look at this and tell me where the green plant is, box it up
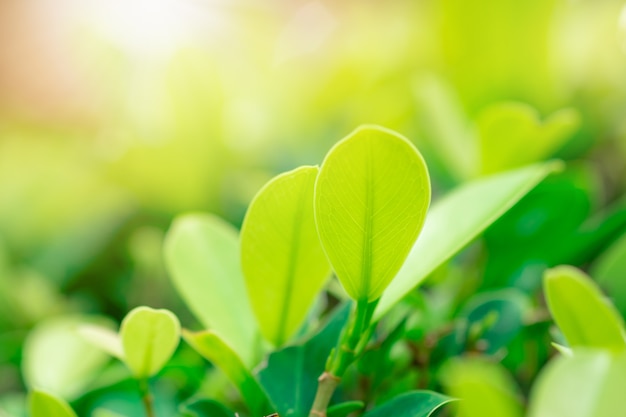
[23,125,562,417]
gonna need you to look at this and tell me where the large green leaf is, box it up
[441,358,522,417]
[22,316,112,400]
[543,266,626,352]
[257,303,351,417]
[362,391,454,417]
[29,391,77,417]
[164,214,260,365]
[592,232,626,317]
[183,329,272,416]
[120,307,180,378]
[241,166,330,346]
[315,125,431,301]
[528,350,626,417]
[376,161,560,319]
[477,103,579,174]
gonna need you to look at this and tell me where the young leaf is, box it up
[120,307,181,379]
[376,161,561,320]
[543,266,626,352]
[180,398,237,417]
[528,350,626,417]
[362,391,455,417]
[315,125,431,301]
[77,324,124,360]
[257,303,351,417]
[164,214,260,365]
[183,329,273,416]
[441,358,522,417]
[327,401,365,417]
[241,166,330,346]
[29,391,77,417]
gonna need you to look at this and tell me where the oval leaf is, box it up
[376,161,561,320]
[29,391,77,417]
[363,391,454,417]
[241,166,330,345]
[315,125,431,301]
[544,266,626,352]
[120,307,180,378]
[164,214,260,365]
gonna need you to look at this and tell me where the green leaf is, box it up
[592,232,626,318]
[257,303,351,417]
[183,329,272,416]
[327,401,365,417]
[77,324,124,359]
[241,166,330,346]
[29,391,77,417]
[363,391,454,417]
[120,307,180,378]
[478,103,579,174]
[315,125,431,301]
[164,213,260,365]
[22,316,112,399]
[441,358,522,417]
[92,410,127,417]
[528,350,626,417]
[543,266,626,352]
[376,161,561,320]
[180,398,236,417]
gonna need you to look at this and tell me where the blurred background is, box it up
[2,0,626,415]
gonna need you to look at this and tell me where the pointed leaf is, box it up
[120,307,180,378]
[363,391,454,417]
[544,266,626,352]
[164,214,259,365]
[315,125,431,301]
[376,161,561,319]
[29,391,77,417]
[183,329,272,416]
[327,401,365,417]
[180,398,236,417]
[257,303,351,417]
[529,350,626,417]
[241,166,330,346]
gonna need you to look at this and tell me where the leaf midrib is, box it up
[361,138,374,299]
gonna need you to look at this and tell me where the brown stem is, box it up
[139,379,156,417]
[308,372,341,417]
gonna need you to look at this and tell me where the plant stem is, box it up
[139,378,156,417]
[308,299,378,417]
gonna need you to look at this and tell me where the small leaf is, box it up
[363,391,454,417]
[528,350,626,417]
[120,307,180,379]
[327,401,365,417]
[183,329,272,416]
[241,166,330,346]
[180,398,236,417]
[78,324,124,359]
[544,266,626,352]
[478,103,579,174]
[29,391,77,417]
[315,125,431,301]
[257,303,351,417]
[441,358,522,417]
[164,214,260,365]
[376,161,561,320]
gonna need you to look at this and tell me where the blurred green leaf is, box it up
[29,390,77,417]
[544,266,626,352]
[180,398,236,417]
[363,391,454,417]
[528,350,626,417]
[183,329,272,416]
[92,410,127,417]
[315,125,431,301]
[327,401,365,417]
[241,166,330,346]
[592,232,626,318]
[376,161,561,319]
[257,303,350,417]
[441,358,522,417]
[478,103,579,174]
[120,307,180,378]
[164,214,260,365]
[78,324,123,360]
[23,316,113,399]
